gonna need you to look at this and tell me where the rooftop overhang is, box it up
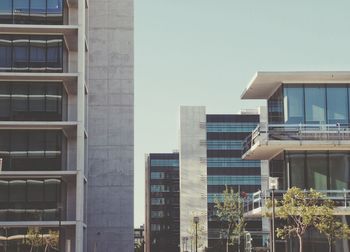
[0,73,78,95]
[241,71,350,100]
[0,24,78,51]
[243,138,350,160]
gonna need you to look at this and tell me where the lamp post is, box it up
[269,177,278,252]
[193,216,199,252]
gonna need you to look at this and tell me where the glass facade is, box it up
[0,178,63,221]
[150,159,179,167]
[206,122,258,132]
[0,130,65,171]
[273,151,350,190]
[0,35,64,72]
[207,140,242,150]
[207,175,261,186]
[268,84,350,125]
[207,158,260,168]
[0,227,61,251]
[0,82,67,121]
[0,0,64,24]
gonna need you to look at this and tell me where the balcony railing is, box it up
[242,123,350,155]
[243,189,350,215]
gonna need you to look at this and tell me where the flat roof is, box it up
[241,71,350,100]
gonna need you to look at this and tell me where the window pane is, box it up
[284,86,304,124]
[305,86,326,124]
[0,36,12,71]
[47,38,62,71]
[30,37,47,70]
[13,0,30,23]
[0,84,10,120]
[46,85,60,113]
[288,152,305,189]
[47,0,63,24]
[9,180,26,202]
[12,84,28,115]
[0,0,12,23]
[327,86,348,124]
[329,152,349,190]
[27,180,44,202]
[307,152,328,190]
[29,131,45,151]
[29,84,46,112]
[30,0,46,23]
[12,37,29,70]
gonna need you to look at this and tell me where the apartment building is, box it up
[0,0,134,251]
[145,153,180,252]
[241,71,350,252]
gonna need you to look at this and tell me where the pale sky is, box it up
[134,0,350,227]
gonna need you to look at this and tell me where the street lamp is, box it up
[269,177,278,252]
[193,216,199,252]
[182,236,189,252]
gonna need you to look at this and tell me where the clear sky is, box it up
[134,0,350,227]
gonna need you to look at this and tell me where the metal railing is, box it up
[243,189,350,214]
[242,123,350,155]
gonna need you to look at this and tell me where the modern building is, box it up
[134,225,144,248]
[0,0,134,251]
[241,71,350,252]
[145,153,180,252]
[179,106,262,252]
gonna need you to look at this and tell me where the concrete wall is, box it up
[87,0,134,251]
[179,106,208,252]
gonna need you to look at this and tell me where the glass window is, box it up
[305,86,326,124]
[0,36,12,71]
[0,84,10,120]
[27,180,44,202]
[46,37,62,71]
[268,86,284,124]
[284,86,304,124]
[46,84,61,113]
[329,152,349,190]
[30,0,46,23]
[0,0,12,23]
[306,152,328,190]
[13,0,30,23]
[288,152,305,189]
[12,84,28,115]
[12,36,29,70]
[47,0,62,15]
[29,84,46,112]
[9,180,26,202]
[327,86,348,124]
[30,37,47,70]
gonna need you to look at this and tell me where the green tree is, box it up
[214,186,245,252]
[272,187,334,252]
[43,230,59,252]
[25,227,43,252]
[314,215,350,252]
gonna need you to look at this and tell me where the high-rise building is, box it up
[241,71,350,252]
[179,106,261,252]
[145,153,180,252]
[0,0,133,251]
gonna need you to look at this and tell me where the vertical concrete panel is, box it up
[88,0,134,251]
[179,106,208,251]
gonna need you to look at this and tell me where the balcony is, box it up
[242,123,350,160]
[244,189,350,218]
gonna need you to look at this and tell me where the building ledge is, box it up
[0,72,78,95]
[0,221,77,227]
[0,170,77,178]
[0,24,78,51]
[0,121,78,137]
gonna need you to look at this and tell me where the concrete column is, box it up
[76,0,86,251]
[179,106,208,252]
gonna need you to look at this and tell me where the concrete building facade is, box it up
[242,72,350,252]
[0,0,134,251]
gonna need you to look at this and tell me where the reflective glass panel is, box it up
[306,152,328,190]
[284,86,304,124]
[329,152,349,190]
[327,86,348,124]
[30,0,46,23]
[305,86,326,124]
[13,0,29,23]
[30,37,47,70]
[13,37,29,70]
[0,36,12,71]
[0,84,10,120]
[0,0,12,23]
[288,152,306,189]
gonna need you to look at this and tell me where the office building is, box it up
[241,71,350,252]
[0,0,134,251]
[179,106,261,252]
[145,153,180,252]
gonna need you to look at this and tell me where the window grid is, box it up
[207,176,261,186]
[207,158,260,168]
[206,122,258,133]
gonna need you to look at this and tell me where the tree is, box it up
[214,186,245,252]
[314,214,350,252]
[272,187,334,252]
[43,230,59,252]
[187,213,206,250]
[25,227,43,252]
